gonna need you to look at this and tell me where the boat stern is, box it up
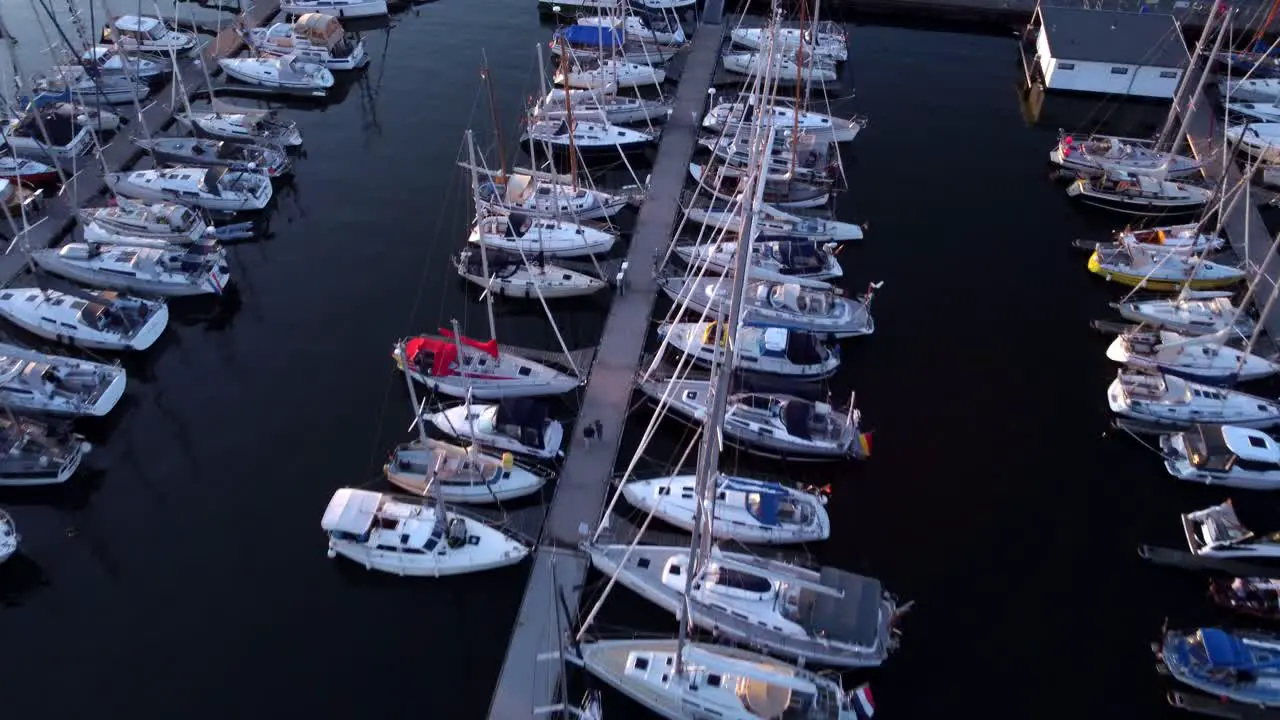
[89,367,128,417]
[129,302,170,351]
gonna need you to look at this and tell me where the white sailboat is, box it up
[385,438,547,504]
[426,399,565,461]
[554,58,665,90]
[218,54,335,92]
[0,287,168,351]
[675,238,843,282]
[105,167,273,212]
[657,322,839,380]
[31,243,231,297]
[0,343,126,417]
[1106,369,1280,428]
[393,328,581,400]
[658,275,877,338]
[703,98,863,142]
[469,213,616,258]
[280,0,388,18]
[722,49,837,84]
[78,199,213,244]
[1113,292,1254,336]
[730,23,848,62]
[1106,328,1280,383]
[176,101,304,147]
[686,199,864,242]
[623,473,830,544]
[455,247,605,299]
[0,415,91,488]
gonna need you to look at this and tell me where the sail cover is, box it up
[495,399,549,449]
[558,25,624,49]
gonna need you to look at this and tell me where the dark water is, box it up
[0,3,1244,718]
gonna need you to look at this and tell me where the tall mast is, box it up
[466,130,499,343]
[481,54,508,180]
[399,340,447,526]
[1155,5,1220,151]
[789,2,805,177]
[1166,8,1227,163]
[449,318,481,466]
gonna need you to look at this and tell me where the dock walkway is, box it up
[1184,87,1280,342]
[485,17,725,720]
[0,2,281,287]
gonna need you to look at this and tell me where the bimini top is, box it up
[1038,7,1188,68]
[320,487,382,535]
[405,330,500,378]
[294,13,344,46]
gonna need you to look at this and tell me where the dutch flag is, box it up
[849,683,875,719]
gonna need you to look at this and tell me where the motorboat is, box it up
[32,243,231,297]
[1066,172,1213,216]
[0,415,90,487]
[79,199,213,245]
[526,117,657,154]
[321,488,530,576]
[134,137,292,177]
[1106,328,1279,383]
[685,198,862,241]
[384,438,547,503]
[722,50,838,84]
[218,54,334,93]
[1157,627,1280,707]
[580,639,875,720]
[106,15,198,55]
[105,167,273,212]
[392,330,581,400]
[1209,577,1280,619]
[281,0,389,19]
[622,474,830,544]
[472,169,630,220]
[0,343,126,417]
[638,377,866,461]
[79,45,170,80]
[550,26,679,66]
[426,399,564,461]
[0,288,168,351]
[246,13,368,71]
[690,163,830,209]
[33,66,149,106]
[1049,134,1200,177]
[1221,77,1280,102]
[2,112,94,159]
[1225,123,1280,163]
[1106,370,1280,428]
[576,13,686,47]
[730,23,848,62]
[1161,425,1280,490]
[657,322,840,380]
[658,275,876,338]
[585,542,902,667]
[1113,293,1255,337]
[0,156,59,186]
[1086,243,1244,291]
[0,510,16,564]
[1228,101,1280,123]
[176,102,304,147]
[1182,500,1280,561]
[534,86,671,126]
[468,213,616,258]
[674,239,843,282]
[454,247,607,299]
[703,99,863,142]
[554,58,666,90]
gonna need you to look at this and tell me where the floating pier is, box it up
[1168,691,1280,719]
[0,1,283,287]
[485,8,726,718]
[1138,544,1279,577]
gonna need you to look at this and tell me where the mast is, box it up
[1155,5,1221,152]
[466,130,499,342]
[447,318,483,474]
[399,340,447,526]
[673,78,774,684]
[789,2,805,177]
[1166,8,1228,163]
[481,54,508,180]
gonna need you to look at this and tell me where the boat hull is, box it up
[0,301,168,352]
[281,0,388,17]
[31,252,222,297]
[1087,253,1243,291]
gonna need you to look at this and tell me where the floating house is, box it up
[1029,6,1189,100]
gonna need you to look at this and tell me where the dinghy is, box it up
[1161,424,1280,489]
[638,377,867,460]
[32,243,231,297]
[730,23,848,61]
[1106,369,1280,428]
[622,473,830,544]
[33,66,148,106]
[0,416,90,487]
[0,156,59,186]
[674,239,843,282]
[1113,293,1254,336]
[1067,172,1212,216]
[454,247,606,299]
[427,399,564,461]
[722,50,837,84]
[105,167,273,212]
[0,343,126,417]
[0,510,16,564]
[703,98,863,142]
[80,45,169,80]
[281,0,388,19]
[585,542,901,667]
[1106,328,1280,383]
[525,117,656,154]
[176,103,303,147]
[535,86,671,125]
[384,438,546,504]
[133,137,292,177]
[392,331,581,399]
[0,288,168,351]
[1086,243,1244,291]
[657,322,839,380]
[246,13,368,71]
[690,163,830,209]
[106,16,197,55]
[554,58,666,90]
[658,275,876,338]
[321,488,529,576]
[468,213,616,258]
[218,54,334,93]
[1049,134,1200,177]
[473,170,629,220]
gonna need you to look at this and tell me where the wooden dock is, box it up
[1183,87,1280,343]
[484,12,725,720]
[0,1,282,286]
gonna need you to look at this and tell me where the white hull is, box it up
[1107,371,1280,428]
[455,259,606,299]
[622,474,830,544]
[31,245,229,297]
[1106,333,1279,383]
[0,289,168,351]
[428,405,565,461]
[218,58,334,91]
[0,511,16,564]
[556,63,666,90]
[281,0,388,17]
[0,346,126,418]
[686,204,863,241]
[384,440,547,503]
[722,53,837,83]
[104,170,272,213]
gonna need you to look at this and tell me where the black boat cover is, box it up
[794,567,885,647]
[784,333,823,365]
[495,398,549,449]
[782,400,813,440]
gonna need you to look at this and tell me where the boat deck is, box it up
[485,19,726,720]
[1184,87,1280,346]
[0,1,283,287]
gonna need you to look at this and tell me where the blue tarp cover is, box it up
[1200,629,1252,668]
[559,25,623,48]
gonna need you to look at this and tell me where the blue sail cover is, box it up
[1201,628,1253,668]
[17,89,73,112]
[559,25,624,49]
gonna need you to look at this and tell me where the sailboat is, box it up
[393,329,581,400]
[0,343,126,417]
[554,57,666,90]
[1114,293,1254,336]
[703,94,863,142]
[657,322,839,380]
[176,101,304,147]
[675,238,842,282]
[0,414,90,487]
[1106,369,1280,428]
[454,247,606,299]
[623,473,831,544]
[469,213,616,258]
[105,15,198,55]
[730,22,848,62]
[0,287,168,351]
[1067,171,1213,216]
[1106,328,1280,383]
[426,398,565,461]
[0,509,16,564]
[384,437,547,503]
[658,275,876,338]
[685,196,862,241]
[1086,242,1244,291]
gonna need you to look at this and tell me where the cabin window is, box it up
[636,557,650,569]
[1249,435,1269,449]
[518,366,532,376]
[1110,67,1129,75]
[668,564,681,576]
[1057,62,1075,70]
[1159,70,1178,79]
[23,295,35,303]
[633,657,649,671]
[657,486,669,495]
[707,674,722,687]
[0,293,11,301]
